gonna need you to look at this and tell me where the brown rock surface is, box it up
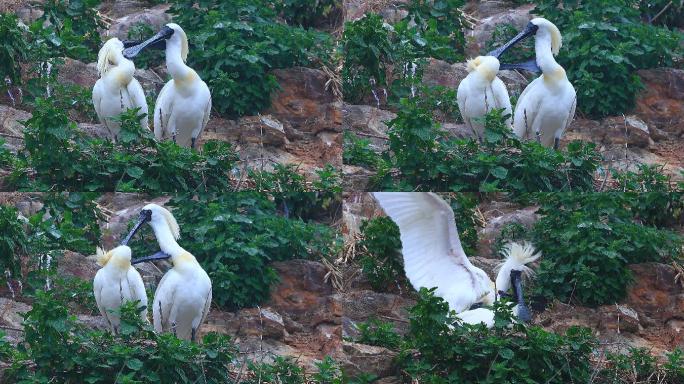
[635,68,684,136]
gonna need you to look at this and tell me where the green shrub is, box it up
[249,163,342,221]
[340,0,467,103]
[598,347,684,383]
[275,0,339,29]
[355,318,403,350]
[128,193,340,310]
[400,288,595,383]
[246,355,346,384]
[531,193,683,306]
[169,0,333,117]
[535,0,683,118]
[340,13,395,103]
[399,0,467,63]
[343,131,381,169]
[4,291,236,382]
[375,101,600,193]
[0,205,28,283]
[0,13,28,89]
[36,0,105,62]
[15,99,238,192]
[358,216,403,291]
[27,192,103,255]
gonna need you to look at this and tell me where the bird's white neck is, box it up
[535,34,563,76]
[149,220,185,257]
[165,40,191,81]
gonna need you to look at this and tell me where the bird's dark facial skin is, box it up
[131,250,171,264]
[123,26,174,59]
[487,21,539,61]
[510,270,532,323]
[121,209,152,245]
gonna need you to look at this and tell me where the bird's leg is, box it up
[553,137,560,150]
[172,322,177,337]
[535,130,541,144]
[524,109,530,139]
[191,137,196,149]
[191,327,197,343]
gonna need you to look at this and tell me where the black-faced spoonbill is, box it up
[92,38,149,141]
[93,245,148,334]
[490,18,576,149]
[123,24,211,149]
[122,204,212,342]
[372,192,540,327]
[456,56,513,140]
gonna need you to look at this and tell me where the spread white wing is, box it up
[372,192,488,312]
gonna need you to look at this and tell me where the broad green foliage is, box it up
[246,356,346,384]
[355,318,403,350]
[358,216,403,291]
[400,288,595,383]
[599,347,684,383]
[340,13,394,103]
[169,0,333,117]
[340,0,466,103]
[275,0,339,29]
[249,163,342,221]
[531,193,683,306]
[28,192,103,255]
[399,0,466,62]
[343,131,382,169]
[128,193,340,310]
[13,100,238,192]
[535,0,683,118]
[35,0,105,62]
[0,205,28,283]
[373,102,600,193]
[0,14,28,88]
[4,292,236,383]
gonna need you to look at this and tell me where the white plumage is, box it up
[512,18,576,149]
[457,56,513,140]
[92,38,148,140]
[153,24,211,149]
[372,192,540,327]
[93,245,148,333]
[142,204,212,341]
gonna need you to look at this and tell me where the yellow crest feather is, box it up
[179,28,189,63]
[549,23,562,55]
[96,246,112,266]
[161,207,181,240]
[466,57,482,72]
[97,38,123,77]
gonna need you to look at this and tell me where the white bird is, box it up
[456,56,513,140]
[93,245,148,334]
[92,38,149,140]
[124,24,211,149]
[122,203,212,341]
[492,18,576,149]
[372,192,540,327]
